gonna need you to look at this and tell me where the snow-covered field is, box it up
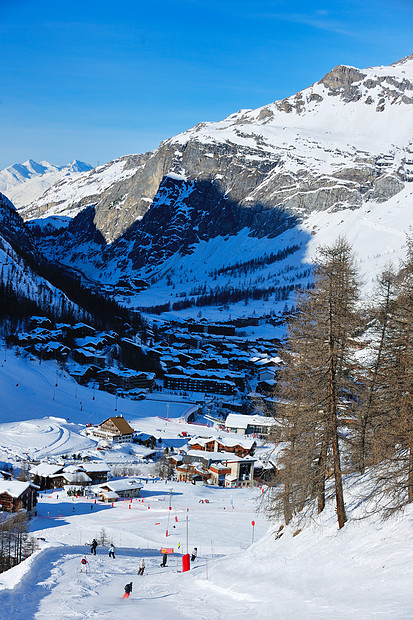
[0,348,197,460]
[1,324,413,616]
[0,474,413,619]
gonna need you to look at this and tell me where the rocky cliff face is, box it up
[0,193,40,265]
[0,194,80,314]
[17,55,413,314]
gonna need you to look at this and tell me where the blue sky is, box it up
[0,0,412,169]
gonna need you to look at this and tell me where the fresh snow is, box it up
[19,156,142,221]
[0,160,92,209]
[0,469,413,618]
[1,343,413,616]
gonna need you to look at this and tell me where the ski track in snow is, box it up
[0,546,259,619]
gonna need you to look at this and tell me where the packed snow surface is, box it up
[0,475,412,618]
[1,347,413,617]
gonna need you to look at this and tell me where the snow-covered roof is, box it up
[210,463,231,471]
[216,437,256,450]
[51,472,92,483]
[0,480,38,498]
[187,449,255,463]
[225,414,278,430]
[82,462,110,473]
[97,479,143,492]
[98,490,119,500]
[188,436,214,447]
[64,464,85,474]
[30,463,64,477]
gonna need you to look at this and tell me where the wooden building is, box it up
[90,416,135,444]
[0,481,39,515]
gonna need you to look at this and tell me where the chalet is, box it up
[73,348,106,368]
[89,416,135,444]
[50,471,92,487]
[167,454,184,468]
[225,413,278,438]
[71,323,96,338]
[176,463,195,481]
[160,355,182,370]
[134,432,157,448]
[29,316,52,330]
[187,321,207,334]
[188,437,216,452]
[207,324,236,337]
[69,365,98,385]
[214,437,256,457]
[184,449,255,487]
[29,463,65,489]
[188,436,255,457]
[221,400,245,414]
[97,489,119,502]
[95,478,143,499]
[40,342,70,361]
[0,480,39,515]
[81,462,110,483]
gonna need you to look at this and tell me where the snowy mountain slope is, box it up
[23,55,413,317]
[20,153,151,226]
[0,345,190,430]
[0,193,81,319]
[0,160,92,209]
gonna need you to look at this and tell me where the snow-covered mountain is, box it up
[19,153,151,225]
[0,193,80,320]
[17,54,413,318]
[0,159,93,209]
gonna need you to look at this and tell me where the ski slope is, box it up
[0,475,413,618]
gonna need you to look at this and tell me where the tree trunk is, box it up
[329,297,347,529]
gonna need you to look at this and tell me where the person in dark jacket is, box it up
[160,552,167,567]
[90,539,98,555]
[124,582,133,595]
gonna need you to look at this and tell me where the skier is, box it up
[160,552,167,567]
[191,547,198,562]
[138,558,145,575]
[123,582,133,598]
[80,557,88,572]
[108,543,115,559]
[90,538,98,555]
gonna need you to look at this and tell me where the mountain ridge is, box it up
[0,159,93,209]
[6,54,413,319]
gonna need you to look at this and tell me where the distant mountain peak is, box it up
[0,159,93,208]
[67,160,94,173]
[390,53,413,67]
